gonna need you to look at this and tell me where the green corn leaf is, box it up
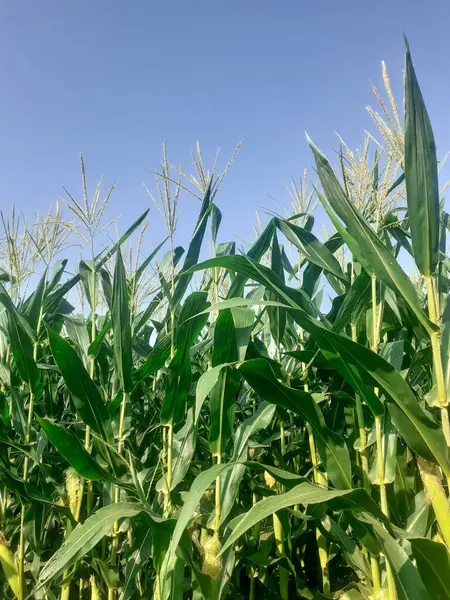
[0,537,20,599]
[332,271,371,333]
[275,218,348,283]
[371,522,431,600]
[79,260,98,311]
[34,503,143,595]
[220,482,387,555]
[159,462,238,587]
[22,268,47,332]
[239,358,352,489]
[172,183,212,308]
[184,255,328,324]
[37,417,126,487]
[45,324,113,444]
[227,219,275,298]
[308,140,436,335]
[64,317,91,363]
[406,491,430,537]
[156,407,196,492]
[160,292,210,424]
[0,464,59,506]
[121,526,152,600]
[209,309,240,455]
[213,402,277,527]
[294,311,450,475]
[369,411,397,485]
[404,39,440,276]
[0,284,42,399]
[112,249,133,393]
[45,259,68,296]
[267,231,286,347]
[211,203,222,247]
[88,318,111,358]
[410,537,450,600]
[134,332,171,381]
[132,236,168,287]
[195,363,229,422]
[321,515,372,581]
[245,461,305,489]
[191,298,291,316]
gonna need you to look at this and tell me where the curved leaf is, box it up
[239,358,352,489]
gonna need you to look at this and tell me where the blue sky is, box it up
[0,1,449,261]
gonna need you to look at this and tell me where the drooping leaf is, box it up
[216,402,277,526]
[227,219,275,298]
[45,325,113,444]
[35,503,143,593]
[121,525,152,600]
[293,310,450,475]
[185,254,328,324]
[0,535,20,599]
[239,358,352,489]
[275,218,348,283]
[220,482,387,554]
[370,521,431,600]
[0,283,42,399]
[37,417,125,486]
[134,332,171,381]
[308,140,435,335]
[410,537,450,600]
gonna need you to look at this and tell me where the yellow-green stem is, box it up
[18,505,26,600]
[109,392,130,600]
[274,366,289,600]
[371,276,392,598]
[164,254,176,513]
[371,276,379,353]
[165,422,174,513]
[371,557,381,597]
[214,373,227,531]
[273,513,289,600]
[308,425,329,592]
[425,276,450,445]
[280,420,286,457]
[249,576,255,600]
[418,457,450,547]
[355,389,379,591]
[18,385,35,599]
[60,576,72,600]
[375,416,396,600]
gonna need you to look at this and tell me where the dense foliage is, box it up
[0,41,449,600]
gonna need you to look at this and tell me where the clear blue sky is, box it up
[0,1,449,258]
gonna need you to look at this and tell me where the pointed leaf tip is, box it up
[404,33,410,53]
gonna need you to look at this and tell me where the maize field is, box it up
[0,40,448,600]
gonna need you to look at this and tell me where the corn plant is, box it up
[0,39,449,600]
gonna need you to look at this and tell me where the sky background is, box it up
[0,1,449,265]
